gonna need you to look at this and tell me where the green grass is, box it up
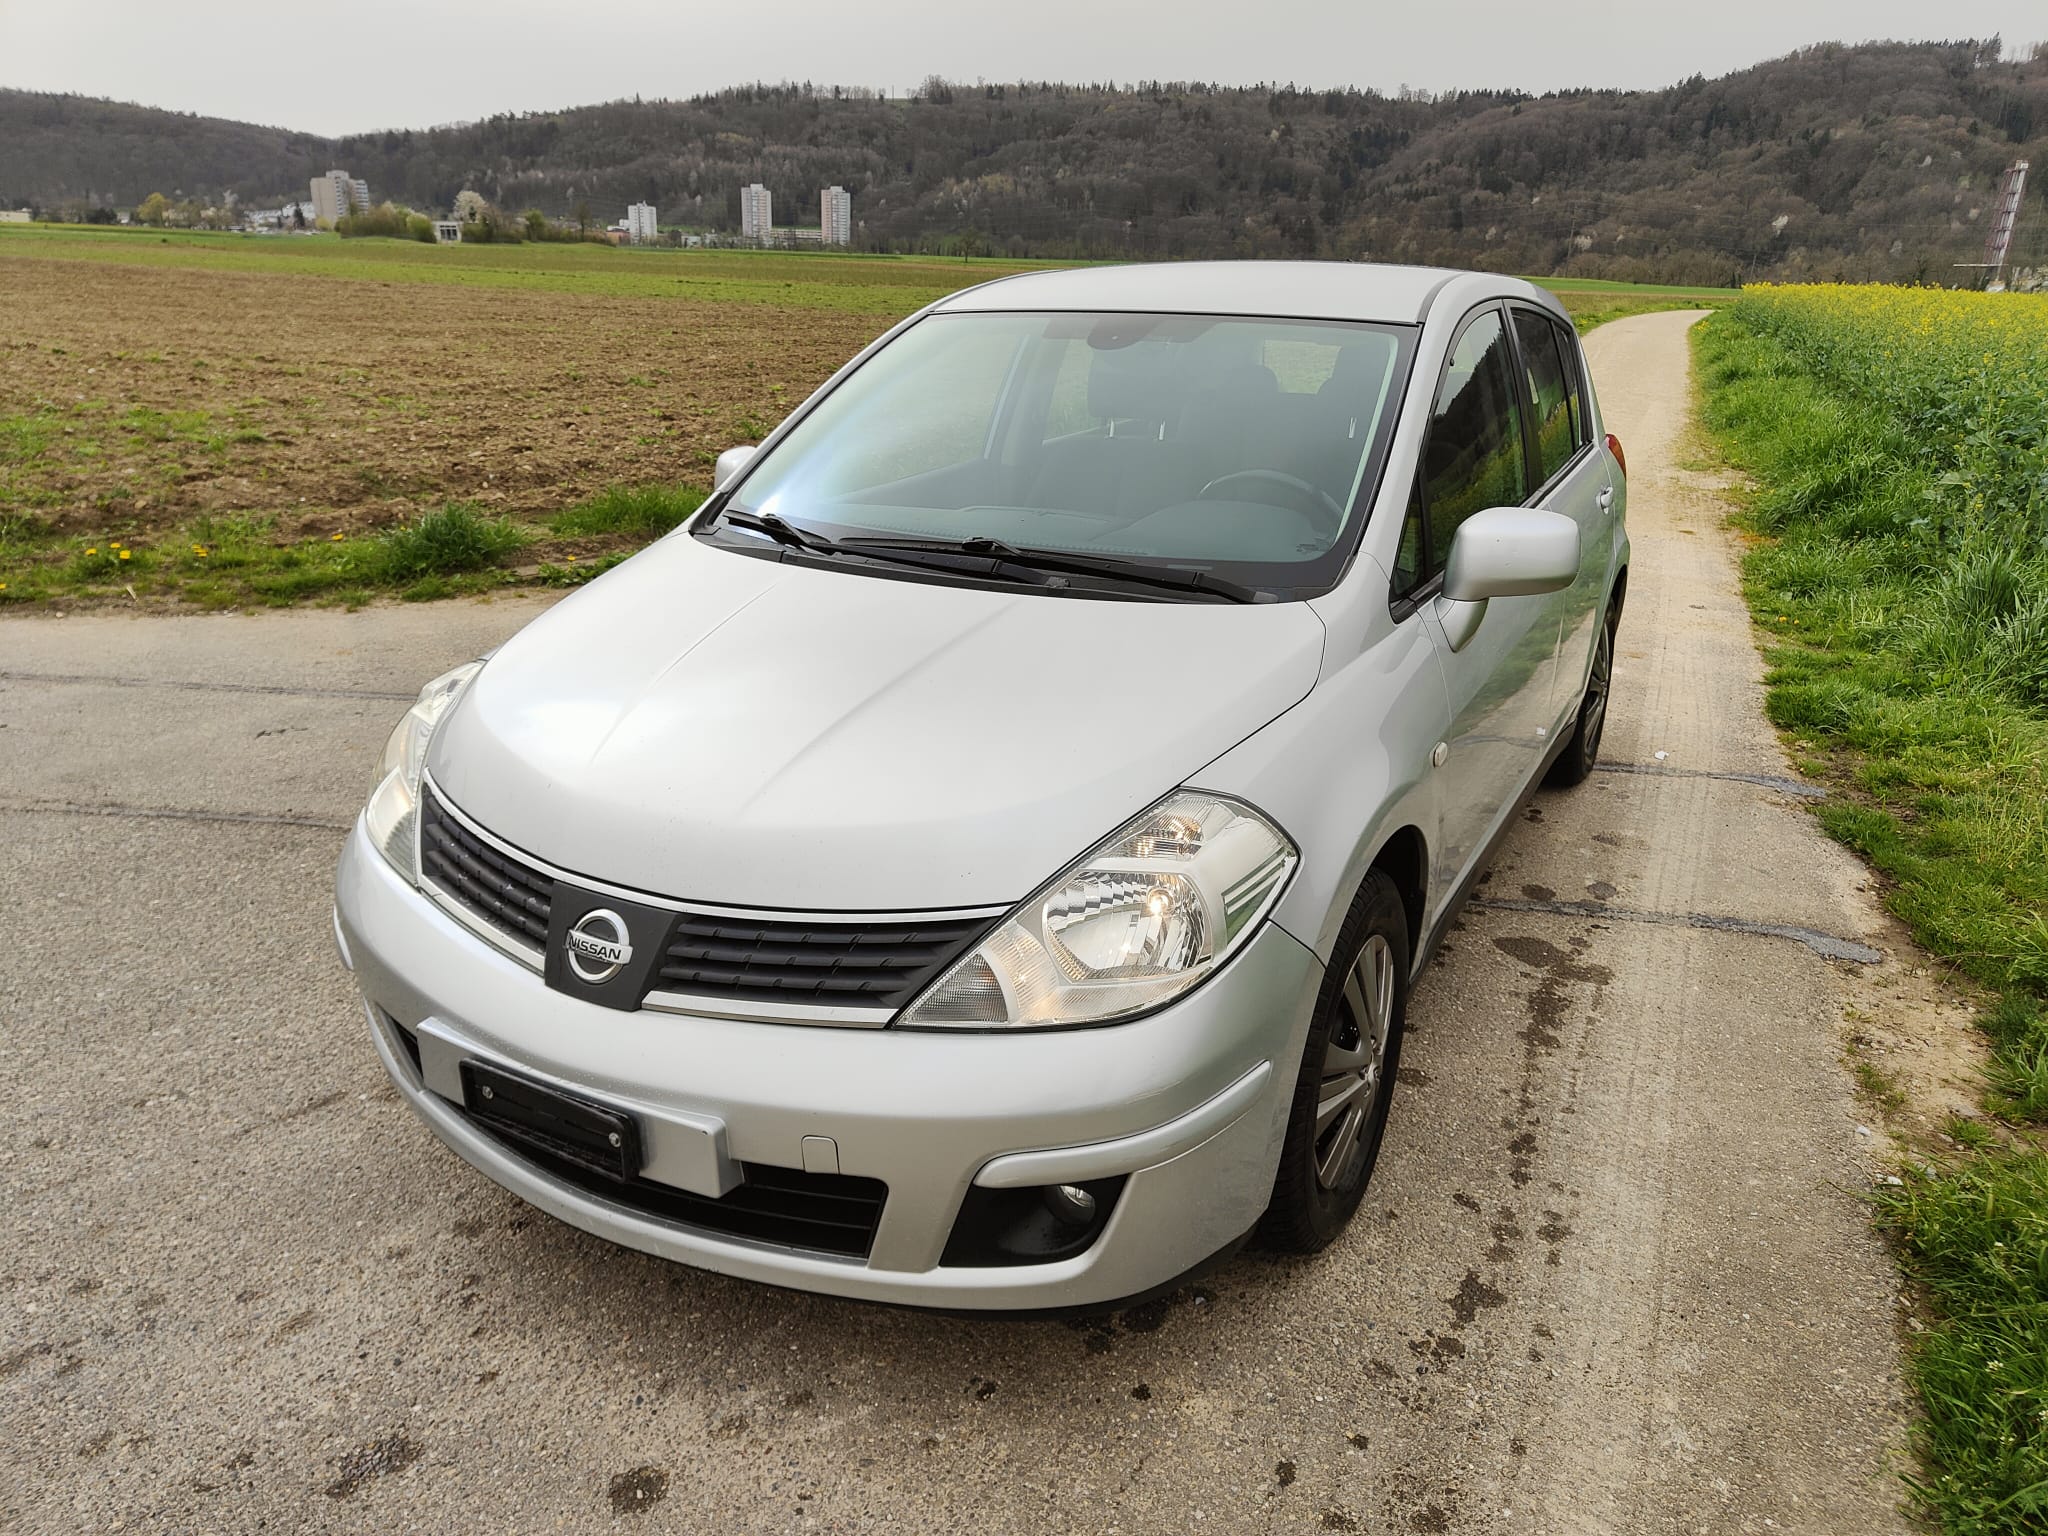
[536,553,630,586]
[547,483,704,539]
[1876,1158,2048,1533]
[1694,313,2048,1042]
[0,481,715,608]
[1694,297,2048,1533]
[1530,276,1735,334]
[0,504,533,609]
[1537,275,1739,296]
[373,505,526,580]
[1562,293,1728,334]
[0,224,1065,316]
[2,223,1731,322]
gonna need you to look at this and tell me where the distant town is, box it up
[3,168,858,250]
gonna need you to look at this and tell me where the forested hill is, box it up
[5,38,2045,283]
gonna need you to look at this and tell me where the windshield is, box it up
[725,310,1416,594]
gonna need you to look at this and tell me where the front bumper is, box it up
[334,819,1323,1308]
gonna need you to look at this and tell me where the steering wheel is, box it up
[1197,470,1345,543]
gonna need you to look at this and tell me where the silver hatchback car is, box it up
[334,261,1626,1309]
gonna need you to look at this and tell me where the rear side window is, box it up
[1552,317,1588,448]
[1512,308,1578,486]
[1415,308,1528,579]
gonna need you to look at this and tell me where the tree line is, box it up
[4,38,2044,283]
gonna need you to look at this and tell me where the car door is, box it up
[1508,305,1610,724]
[1390,304,1560,908]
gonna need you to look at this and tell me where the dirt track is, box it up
[1,310,1926,1533]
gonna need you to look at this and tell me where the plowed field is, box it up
[1,256,884,541]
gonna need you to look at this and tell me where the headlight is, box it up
[363,661,483,883]
[900,792,1297,1030]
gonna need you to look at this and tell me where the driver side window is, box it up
[1394,308,1529,601]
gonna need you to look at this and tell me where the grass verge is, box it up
[1876,1160,2048,1533]
[547,483,704,539]
[0,494,674,609]
[1694,297,2048,1532]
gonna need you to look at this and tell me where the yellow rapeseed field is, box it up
[1733,284,2048,538]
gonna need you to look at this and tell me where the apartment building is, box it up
[820,185,852,246]
[309,169,370,224]
[740,183,773,241]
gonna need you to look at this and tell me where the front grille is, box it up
[462,1113,887,1258]
[657,912,992,1008]
[419,782,993,1015]
[421,785,551,948]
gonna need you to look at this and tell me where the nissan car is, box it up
[333,261,1627,1309]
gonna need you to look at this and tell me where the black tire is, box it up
[1258,869,1410,1253]
[1545,606,1616,789]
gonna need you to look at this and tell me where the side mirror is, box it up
[1441,507,1579,603]
[713,444,758,493]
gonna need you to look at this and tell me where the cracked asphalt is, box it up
[2,311,1919,1533]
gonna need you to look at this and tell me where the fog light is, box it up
[941,1176,1127,1267]
[1046,1184,1098,1224]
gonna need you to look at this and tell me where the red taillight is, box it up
[1605,433,1626,478]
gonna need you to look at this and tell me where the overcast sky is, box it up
[3,0,2042,138]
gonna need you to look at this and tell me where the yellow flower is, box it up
[118,550,131,561]
[86,547,98,555]
[331,532,344,541]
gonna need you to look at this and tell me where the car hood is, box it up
[430,534,1326,911]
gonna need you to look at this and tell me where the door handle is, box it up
[1596,486,1615,514]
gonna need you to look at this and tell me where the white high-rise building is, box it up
[626,202,657,244]
[820,185,852,246]
[740,183,773,241]
[310,169,369,224]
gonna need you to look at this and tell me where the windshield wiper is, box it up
[842,535,1267,604]
[715,516,1266,603]
[720,507,844,556]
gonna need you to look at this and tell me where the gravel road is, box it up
[2,310,1918,1534]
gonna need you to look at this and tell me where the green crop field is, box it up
[0,224,1071,314]
[0,221,1728,317]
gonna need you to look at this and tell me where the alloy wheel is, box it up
[1581,622,1613,757]
[1316,931,1395,1189]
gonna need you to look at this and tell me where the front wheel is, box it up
[1259,870,1410,1253]
[1546,608,1615,789]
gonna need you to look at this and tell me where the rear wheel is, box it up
[1546,607,1615,789]
[1259,870,1409,1253]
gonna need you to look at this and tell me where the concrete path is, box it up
[1,310,1916,1533]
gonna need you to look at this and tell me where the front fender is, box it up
[1192,558,1445,967]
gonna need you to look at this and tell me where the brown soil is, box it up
[0,255,886,539]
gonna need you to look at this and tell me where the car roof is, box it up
[930,260,1519,325]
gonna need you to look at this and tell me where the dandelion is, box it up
[118,550,131,561]
[85,547,98,555]
[331,532,344,541]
